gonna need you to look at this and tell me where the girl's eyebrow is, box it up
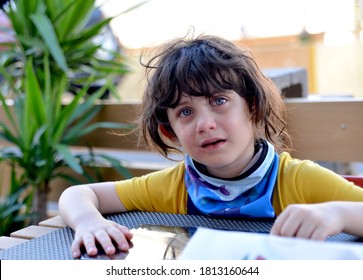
[172,99,190,110]
[172,95,193,109]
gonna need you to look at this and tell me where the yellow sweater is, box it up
[115,152,363,216]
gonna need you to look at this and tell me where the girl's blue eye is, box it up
[179,108,192,117]
[213,97,227,105]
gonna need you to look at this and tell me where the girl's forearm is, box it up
[58,185,103,230]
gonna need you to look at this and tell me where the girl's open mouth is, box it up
[201,139,226,148]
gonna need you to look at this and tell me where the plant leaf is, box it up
[25,59,46,122]
[98,154,133,179]
[55,144,83,174]
[30,13,68,72]
[52,0,95,40]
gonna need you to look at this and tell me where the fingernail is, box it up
[72,251,78,258]
[120,243,128,251]
[88,246,96,254]
[106,246,114,254]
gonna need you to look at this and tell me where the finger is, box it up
[116,224,133,240]
[270,217,283,236]
[310,227,330,241]
[82,233,98,256]
[94,230,117,255]
[273,213,302,237]
[107,226,132,251]
[294,221,316,239]
[270,210,291,236]
[281,215,304,237]
[71,238,83,259]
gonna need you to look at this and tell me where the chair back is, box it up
[285,98,363,163]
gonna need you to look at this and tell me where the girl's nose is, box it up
[196,113,217,133]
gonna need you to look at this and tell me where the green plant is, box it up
[0,167,34,236]
[1,0,131,96]
[0,0,140,228]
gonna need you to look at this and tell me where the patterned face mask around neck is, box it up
[185,140,278,218]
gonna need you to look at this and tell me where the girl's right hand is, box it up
[71,218,133,259]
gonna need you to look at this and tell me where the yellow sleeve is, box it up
[273,152,363,215]
[114,162,188,214]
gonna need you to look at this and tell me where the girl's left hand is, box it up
[270,203,344,240]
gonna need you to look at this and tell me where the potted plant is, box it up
[0,0,138,226]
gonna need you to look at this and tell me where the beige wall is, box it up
[117,54,147,101]
[314,40,363,97]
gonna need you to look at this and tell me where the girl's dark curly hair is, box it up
[139,34,291,159]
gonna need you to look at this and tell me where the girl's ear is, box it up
[159,125,175,140]
[159,125,181,146]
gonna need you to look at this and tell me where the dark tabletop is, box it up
[0,211,360,260]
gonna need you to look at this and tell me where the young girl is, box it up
[59,34,363,258]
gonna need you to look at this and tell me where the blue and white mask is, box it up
[185,140,278,218]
